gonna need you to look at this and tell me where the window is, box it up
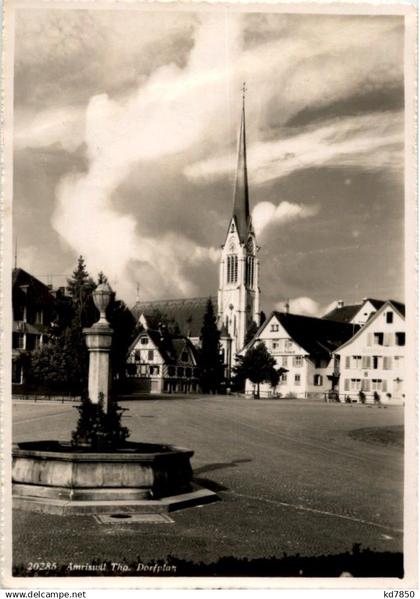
[345,356,350,369]
[314,374,323,386]
[134,350,141,362]
[350,378,362,391]
[344,379,350,391]
[34,336,42,350]
[382,380,388,392]
[396,332,405,346]
[150,365,160,375]
[372,356,380,369]
[141,337,148,345]
[185,367,192,377]
[373,332,384,345]
[372,379,382,391]
[227,255,238,283]
[148,350,154,361]
[294,374,301,386]
[246,256,255,287]
[270,323,279,332]
[272,342,279,351]
[383,356,392,370]
[140,364,148,375]
[280,373,287,385]
[35,310,43,325]
[181,352,188,362]
[293,356,303,367]
[13,333,25,349]
[282,356,288,367]
[352,356,362,369]
[285,339,293,350]
[361,356,371,369]
[177,367,184,377]
[386,311,393,324]
[168,366,175,376]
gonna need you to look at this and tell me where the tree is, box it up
[199,298,224,394]
[234,342,284,399]
[67,256,97,328]
[29,331,86,395]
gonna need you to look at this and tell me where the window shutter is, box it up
[344,379,349,391]
[367,333,373,346]
[345,356,350,369]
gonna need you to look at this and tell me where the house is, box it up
[126,324,200,394]
[323,297,391,326]
[131,297,231,378]
[12,267,55,385]
[334,300,406,404]
[242,311,357,398]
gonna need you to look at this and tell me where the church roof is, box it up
[131,296,217,338]
[232,93,252,243]
[272,311,358,359]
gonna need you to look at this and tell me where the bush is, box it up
[358,390,366,404]
[373,391,380,404]
[71,392,129,450]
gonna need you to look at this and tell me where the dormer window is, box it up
[230,223,235,233]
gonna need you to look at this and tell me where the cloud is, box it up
[275,297,337,318]
[252,201,319,237]
[14,11,404,303]
[184,111,404,185]
[49,15,239,302]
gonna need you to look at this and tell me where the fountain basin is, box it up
[12,441,217,514]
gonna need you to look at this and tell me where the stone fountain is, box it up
[12,284,216,515]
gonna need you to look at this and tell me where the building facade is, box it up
[12,268,55,385]
[334,300,405,404]
[243,311,356,398]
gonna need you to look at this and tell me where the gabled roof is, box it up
[132,297,217,338]
[274,312,358,359]
[12,267,54,306]
[128,327,198,366]
[323,298,404,323]
[322,304,361,323]
[334,300,405,353]
[245,311,358,360]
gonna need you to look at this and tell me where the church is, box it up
[130,91,261,384]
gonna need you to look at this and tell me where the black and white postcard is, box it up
[1,0,417,590]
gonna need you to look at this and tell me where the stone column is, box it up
[83,283,113,412]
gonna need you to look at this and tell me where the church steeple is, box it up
[232,83,251,243]
[218,84,260,375]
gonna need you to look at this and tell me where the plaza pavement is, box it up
[12,396,404,573]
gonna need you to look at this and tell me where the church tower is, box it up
[217,86,260,367]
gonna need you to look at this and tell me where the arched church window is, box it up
[232,255,238,282]
[246,256,254,287]
[227,255,238,283]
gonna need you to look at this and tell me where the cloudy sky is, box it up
[13,8,405,316]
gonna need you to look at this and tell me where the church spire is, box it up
[232,82,251,243]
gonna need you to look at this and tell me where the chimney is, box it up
[337,300,344,309]
[284,300,290,314]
